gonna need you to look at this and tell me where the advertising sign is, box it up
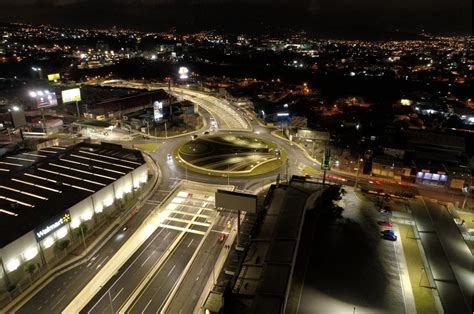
[47,73,60,81]
[35,211,71,240]
[215,190,257,214]
[36,91,59,109]
[153,101,163,122]
[61,88,81,103]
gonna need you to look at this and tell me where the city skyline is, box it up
[0,0,471,37]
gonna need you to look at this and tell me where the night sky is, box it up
[0,0,471,37]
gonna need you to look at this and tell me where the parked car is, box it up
[202,131,210,135]
[382,233,397,241]
[377,220,393,227]
[381,229,395,235]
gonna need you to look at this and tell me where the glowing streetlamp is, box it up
[31,67,43,79]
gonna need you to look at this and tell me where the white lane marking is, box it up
[112,287,124,301]
[187,238,194,248]
[87,228,165,313]
[167,265,176,277]
[96,255,110,269]
[141,255,152,267]
[164,231,171,240]
[142,298,153,313]
[50,295,66,310]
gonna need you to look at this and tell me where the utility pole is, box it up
[322,148,331,185]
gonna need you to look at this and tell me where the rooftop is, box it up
[0,142,145,248]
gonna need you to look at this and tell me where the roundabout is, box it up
[173,134,287,176]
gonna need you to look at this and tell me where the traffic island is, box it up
[173,134,287,177]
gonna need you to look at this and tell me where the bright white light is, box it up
[82,210,93,221]
[56,226,68,239]
[140,174,147,183]
[94,203,103,213]
[12,106,20,111]
[6,259,20,272]
[179,67,189,79]
[43,236,54,249]
[350,72,356,76]
[124,184,132,194]
[151,55,157,60]
[283,103,288,108]
[29,91,37,97]
[70,219,81,228]
[116,190,123,199]
[23,247,38,261]
[37,90,44,96]
[277,112,289,117]
[143,224,155,237]
[104,196,114,207]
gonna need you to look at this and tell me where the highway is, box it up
[12,82,469,314]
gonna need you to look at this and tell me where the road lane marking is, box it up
[112,287,124,301]
[187,238,194,248]
[164,231,171,240]
[167,265,176,277]
[87,228,165,313]
[50,295,65,310]
[141,255,152,267]
[142,298,153,313]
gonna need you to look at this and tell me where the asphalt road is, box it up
[165,211,233,314]
[14,85,469,314]
[81,195,212,314]
[127,231,203,313]
[410,198,472,313]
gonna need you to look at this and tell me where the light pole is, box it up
[80,224,86,251]
[31,67,43,80]
[354,158,364,189]
[28,90,48,134]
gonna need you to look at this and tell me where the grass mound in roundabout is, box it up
[174,134,287,176]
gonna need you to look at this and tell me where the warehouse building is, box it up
[0,142,149,290]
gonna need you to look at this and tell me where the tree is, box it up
[56,239,70,252]
[24,262,36,276]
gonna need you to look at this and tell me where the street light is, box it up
[31,67,43,79]
[28,90,49,133]
[354,158,364,189]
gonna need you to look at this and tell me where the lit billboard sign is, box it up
[61,88,81,103]
[34,91,58,109]
[47,73,60,81]
[35,211,71,240]
[153,101,163,122]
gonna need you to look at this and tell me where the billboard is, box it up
[215,190,257,214]
[62,88,81,103]
[47,73,60,81]
[153,101,163,122]
[35,91,58,109]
